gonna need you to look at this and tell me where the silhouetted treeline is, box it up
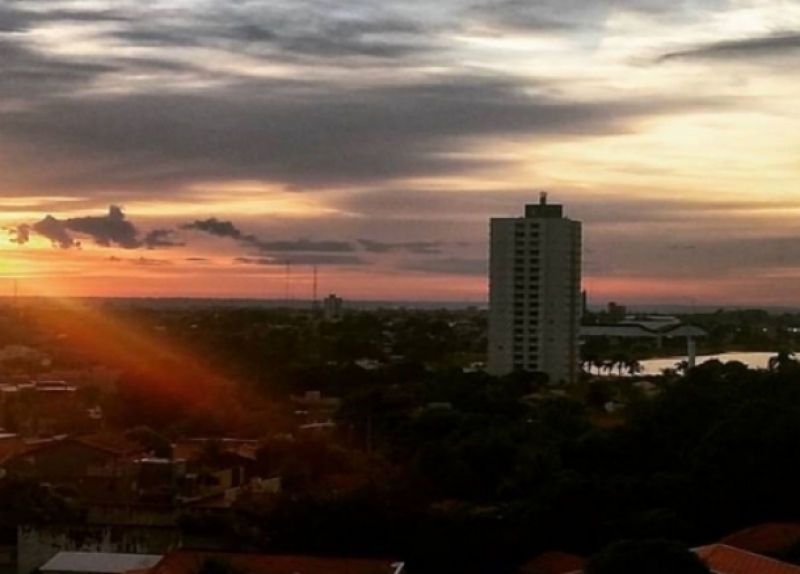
[237,359,800,574]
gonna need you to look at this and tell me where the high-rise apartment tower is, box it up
[487,194,582,383]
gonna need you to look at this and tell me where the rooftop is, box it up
[40,552,163,574]
[720,523,800,556]
[696,544,800,574]
[519,552,585,574]
[149,551,403,574]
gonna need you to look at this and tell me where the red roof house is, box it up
[518,552,586,574]
[147,551,404,574]
[696,544,800,574]
[720,524,800,557]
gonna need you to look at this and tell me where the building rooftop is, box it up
[581,324,708,339]
[148,551,403,574]
[696,544,800,574]
[518,551,585,574]
[40,552,163,574]
[720,523,800,556]
[73,432,149,457]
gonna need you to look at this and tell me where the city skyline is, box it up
[1,0,799,304]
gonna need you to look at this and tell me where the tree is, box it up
[625,359,643,376]
[586,539,711,574]
[768,350,799,374]
[127,426,172,458]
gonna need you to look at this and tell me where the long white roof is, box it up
[40,552,163,574]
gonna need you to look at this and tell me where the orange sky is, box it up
[2,0,800,305]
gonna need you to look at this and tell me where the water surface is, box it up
[639,352,776,376]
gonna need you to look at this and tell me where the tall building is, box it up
[487,194,582,383]
[323,294,343,321]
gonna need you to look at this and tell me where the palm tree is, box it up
[612,353,628,377]
[626,359,643,376]
[768,350,798,374]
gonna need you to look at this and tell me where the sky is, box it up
[1,0,799,304]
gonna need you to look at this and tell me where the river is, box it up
[639,352,777,376]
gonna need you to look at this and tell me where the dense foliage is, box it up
[245,358,800,574]
[4,303,800,574]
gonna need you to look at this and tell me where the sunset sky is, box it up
[1,0,799,304]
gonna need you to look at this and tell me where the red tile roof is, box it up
[720,524,800,556]
[149,551,402,574]
[519,552,586,574]
[0,438,34,464]
[696,544,800,574]
[73,433,148,457]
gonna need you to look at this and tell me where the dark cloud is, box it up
[66,205,139,248]
[0,73,713,198]
[0,37,118,102]
[181,219,254,241]
[335,188,800,230]
[658,32,800,62]
[183,218,354,253]
[8,224,31,245]
[234,254,366,266]
[470,0,731,33]
[399,257,488,276]
[132,257,172,267]
[103,4,436,61]
[586,234,800,280]
[143,229,184,249]
[0,4,128,32]
[255,239,355,253]
[109,255,172,266]
[0,1,720,201]
[23,206,180,250]
[358,239,442,254]
[32,215,75,249]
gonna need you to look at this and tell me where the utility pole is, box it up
[284,260,292,306]
[312,265,318,311]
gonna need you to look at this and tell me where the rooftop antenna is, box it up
[284,260,292,306]
[312,265,318,310]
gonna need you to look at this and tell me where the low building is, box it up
[696,544,800,574]
[518,551,585,574]
[519,544,800,574]
[39,552,162,574]
[2,433,147,495]
[291,391,341,426]
[145,551,404,574]
[719,523,800,556]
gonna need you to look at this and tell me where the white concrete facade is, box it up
[487,197,582,383]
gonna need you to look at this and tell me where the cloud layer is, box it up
[2,0,799,303]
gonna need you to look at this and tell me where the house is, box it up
[291,392,342,427]
[39,552,163,574]
[2,433,147,486]
[145,551,404,574]
[518,552,585,574]
[0,381,81,434]
[520,544,800,574]
[719,523,800,557]
[696,544,800,574]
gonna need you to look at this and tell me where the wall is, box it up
[17,525,180,574]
